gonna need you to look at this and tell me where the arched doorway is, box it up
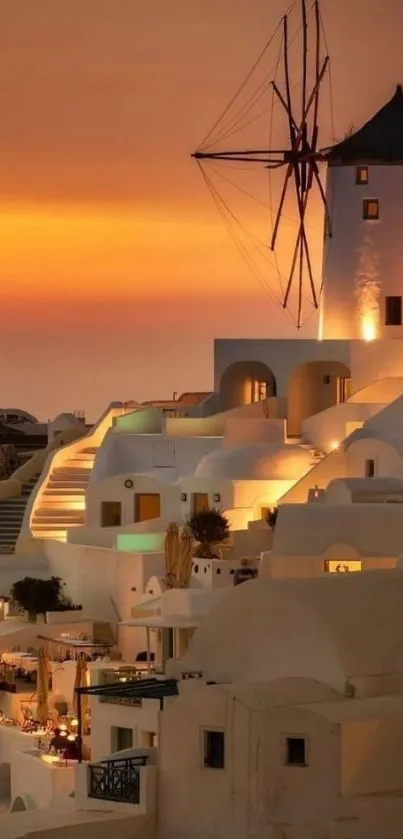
[219,361,277,411]
[287,360,351,438]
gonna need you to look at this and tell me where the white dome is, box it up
[183,571,403,690]
[195,443,312,481]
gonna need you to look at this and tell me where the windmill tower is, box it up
[320,85,403,342]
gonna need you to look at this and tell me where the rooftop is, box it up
[328,85,403,164]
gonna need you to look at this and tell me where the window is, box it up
[323,374,331,384]
[365,459,375,478]
[252,380,268,402]
[356,166,368,185]
[203,730,225,769]
[286,737,307,766]
[363,198,379,220]
[101,501,121,527]
[111,726,133,752]
[385,296,402,326]
[134,493,161,522]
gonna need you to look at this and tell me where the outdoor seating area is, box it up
[0,642,91,760]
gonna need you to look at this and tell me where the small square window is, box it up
[356,166,368,185]
[385,296,402,326]
[323,375,331,384]
[363,198,379,220]
[203,730,225,769]
[365,459,375,478]
[286,737,307,766]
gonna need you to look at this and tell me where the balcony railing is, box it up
[89,756,147,805]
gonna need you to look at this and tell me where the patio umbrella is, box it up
[178,525,194,588]
[36,647,50,726]
[164,522,180,589]
[73,654,89,727]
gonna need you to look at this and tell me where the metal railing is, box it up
[88,756,147,805]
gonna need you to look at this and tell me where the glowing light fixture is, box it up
[330,441,339,451]
[361,315,376,342]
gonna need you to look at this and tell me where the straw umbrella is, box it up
[164,522,180,589]
[36,647,50,726]
[178,525,194,588]
[73,654,89,733]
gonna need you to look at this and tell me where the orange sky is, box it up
[0,0,401,419]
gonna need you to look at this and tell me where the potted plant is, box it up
[10,576,79,623]
[187,508,230,559]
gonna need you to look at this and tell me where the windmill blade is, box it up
[270,163,293,250]
[283,227,302,309]
[310,0,321,150]
[283,14,296,148]
[311,163,332,237]
[273,56,329,149]
[302,225,318,309]
[297,225,304,328]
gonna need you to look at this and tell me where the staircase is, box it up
[0,474,40,553]
[31,446,98,541]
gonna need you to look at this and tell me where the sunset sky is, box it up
[0,0,401,419]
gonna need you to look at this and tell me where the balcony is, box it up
[75,749,158,814]
[89,755,146,804]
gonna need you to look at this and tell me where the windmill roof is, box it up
[328,85,403,164]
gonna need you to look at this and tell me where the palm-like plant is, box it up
[187,508,230,559]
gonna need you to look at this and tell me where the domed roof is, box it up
[195,443,312,481]
[183,572,403,691]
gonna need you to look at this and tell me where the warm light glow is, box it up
[317,302,324,341]
[59,724,68,732]
[330,441,339,451]
[325,560,362,573]
[361,316,376,342]
[71,719,78,727]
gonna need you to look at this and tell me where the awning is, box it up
[37,634,112,649]
[121,616,201,628]
[76,676,178,701]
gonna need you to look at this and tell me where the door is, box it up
[192,493,209,514]
[134,493,161,522]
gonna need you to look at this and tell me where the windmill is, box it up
[192,0,332,329]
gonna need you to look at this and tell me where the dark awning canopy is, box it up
[76,677,178,701]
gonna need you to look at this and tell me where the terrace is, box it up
[75,676,178,811]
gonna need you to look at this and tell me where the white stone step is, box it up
[32,521,82,531]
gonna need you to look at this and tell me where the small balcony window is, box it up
[356,166,368,185]
[203,730,225,769]
[363,198,379,220]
